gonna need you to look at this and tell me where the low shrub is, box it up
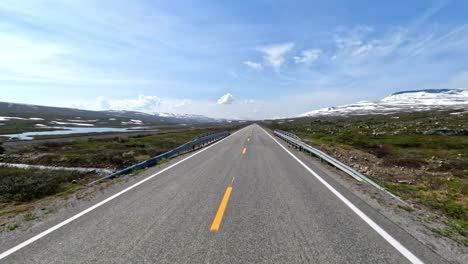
[382,155,427,169]
[0,167,91,202]
[334,129,371,148]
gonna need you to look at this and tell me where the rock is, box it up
[397,180,412,184]
[424,129,468,136]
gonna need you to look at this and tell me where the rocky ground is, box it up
[304,139,468,247]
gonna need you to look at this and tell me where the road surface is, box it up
[0,124,446,263]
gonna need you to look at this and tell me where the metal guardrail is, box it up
[274,129,409,205]
[92,130,230,183]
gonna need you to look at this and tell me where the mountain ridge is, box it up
[300,88,468,117]
[0,101,222,125]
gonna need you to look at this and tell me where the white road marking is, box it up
[0,128,246,260]
[259,125,424,264]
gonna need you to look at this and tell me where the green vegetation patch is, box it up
[382,181,467,220]
[0,167,94,202]
[7,129,224,169]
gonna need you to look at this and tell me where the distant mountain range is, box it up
[153,112,223,123]
[300,89,468,117]
[0,102,223,126]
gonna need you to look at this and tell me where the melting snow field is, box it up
[0,116,44,121]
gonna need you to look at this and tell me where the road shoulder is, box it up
[261,126,464,263]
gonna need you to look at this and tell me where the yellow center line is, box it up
[210,186,233,232]
[242,147,247,155]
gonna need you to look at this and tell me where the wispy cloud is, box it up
[257,42,294,71]
[75,95,193,113]
[0,32,73,81]
[294,49,321,64]
[243,61,262,71]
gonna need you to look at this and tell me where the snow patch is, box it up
[50,121,95,127]
[121,119,144,125]
[67,119,98,123]
[0,116,27,121]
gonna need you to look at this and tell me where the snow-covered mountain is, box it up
[0,102,224,125]
[300,89,468,117]
[153,112,224,122]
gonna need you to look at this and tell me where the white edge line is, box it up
[0,127,246,260]
[259,126,424,264]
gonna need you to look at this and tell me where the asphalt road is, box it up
[0,124,447,263]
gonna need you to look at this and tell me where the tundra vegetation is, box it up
[1,128,233,169]
[0,126,241,231]
[265,110,468,246]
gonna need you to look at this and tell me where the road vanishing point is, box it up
[0,124,447,263]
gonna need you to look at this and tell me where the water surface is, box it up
[2,126,147,140]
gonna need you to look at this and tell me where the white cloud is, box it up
[217,93,234,105]
[294,49,321,64]
[243,61,262,71]
[257,42,294,71]
[66,91,359,120]
[95,95,162,112]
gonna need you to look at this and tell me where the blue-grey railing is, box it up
[274,129,409,206]
[93,130,230,183]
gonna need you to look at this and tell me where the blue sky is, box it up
[1,0,468,119]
